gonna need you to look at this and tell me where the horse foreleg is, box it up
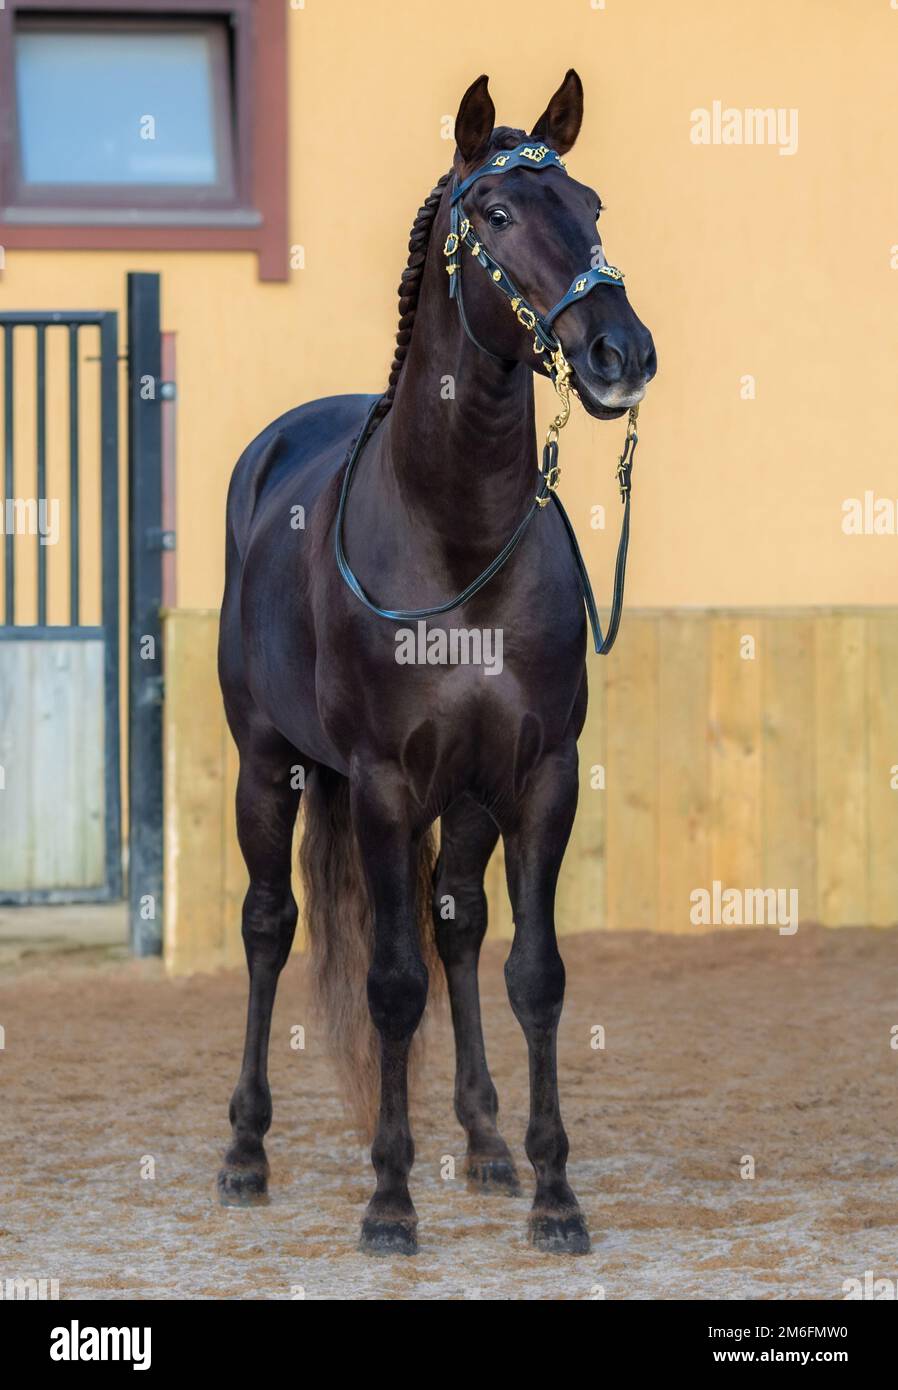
[218,729,303,1205]
[351,763,428,1256]
[433,795,520,1195]
[500,744,590,1254]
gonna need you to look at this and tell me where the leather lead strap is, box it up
[334,394,635,655]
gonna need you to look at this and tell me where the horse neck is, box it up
[375,195,538,545]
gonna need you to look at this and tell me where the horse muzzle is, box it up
[569,318,657,418]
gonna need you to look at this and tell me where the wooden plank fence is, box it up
[163,608,898,974]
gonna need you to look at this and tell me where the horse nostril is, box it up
[588,332,624,384]
[640,339,658,381]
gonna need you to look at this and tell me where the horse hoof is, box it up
[466,1156,522,1196]
[528,1211,591,1255]
[358,1218,418,1257]
[217,1165,270,1207]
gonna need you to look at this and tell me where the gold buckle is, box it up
[536,463,561,508]
[615,461,630,498]
[443,232,459,257]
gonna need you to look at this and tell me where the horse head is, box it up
[449,71,657,419]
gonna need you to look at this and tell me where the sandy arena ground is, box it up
[1,914,897,1301]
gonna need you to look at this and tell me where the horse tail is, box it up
[298,764,439,1139]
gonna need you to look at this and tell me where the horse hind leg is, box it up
[433,795,520,1196]
[218,724,306,1206]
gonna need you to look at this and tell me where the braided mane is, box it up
[372,128,525,430]
[370,170,451,427]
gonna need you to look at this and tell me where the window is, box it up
[0,2,288,280]
[15,21,233,195]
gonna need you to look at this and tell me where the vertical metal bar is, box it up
[68,323,80,625]
[100,314,123,901]
[127,273,164,956]
[35,324,47,626]
[160,331,177,608]
[4,324,14,624]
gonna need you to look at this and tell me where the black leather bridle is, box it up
[336,141,640,655]
[446,140,627,370]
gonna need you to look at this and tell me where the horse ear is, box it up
[455,74,496,165]
[530,69,584,155]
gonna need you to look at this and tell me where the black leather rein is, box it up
[335,141,640,655]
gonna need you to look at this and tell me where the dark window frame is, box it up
[0,0,288,280]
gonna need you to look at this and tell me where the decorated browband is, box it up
[450,141,569,203]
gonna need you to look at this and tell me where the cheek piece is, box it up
[335,141,641,657]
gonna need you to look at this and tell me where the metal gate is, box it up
[0,310,121,903]
[0,273,166,944]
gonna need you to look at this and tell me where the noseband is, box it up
[336,141,641,655]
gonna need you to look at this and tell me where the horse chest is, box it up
[321,622,583,794]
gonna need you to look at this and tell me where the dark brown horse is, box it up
[217,71,656,1256]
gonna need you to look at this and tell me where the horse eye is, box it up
[487,207,510,228]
